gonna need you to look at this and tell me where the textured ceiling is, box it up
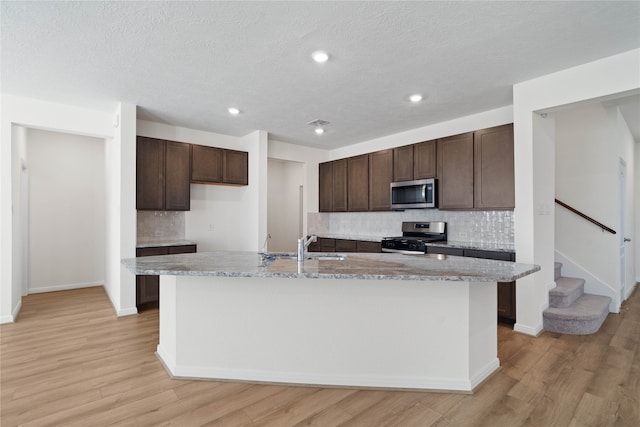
[2,1,639,148]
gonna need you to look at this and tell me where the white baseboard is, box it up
[28,281,102,294]
[0,300,22,324]
[116,307,138,317]
[514,322,544,336]
[155,344,494,392]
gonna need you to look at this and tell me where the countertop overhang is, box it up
[122,251,539,282]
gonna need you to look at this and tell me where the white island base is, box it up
[156,275,499,392]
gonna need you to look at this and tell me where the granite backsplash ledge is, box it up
[308,210,514,246]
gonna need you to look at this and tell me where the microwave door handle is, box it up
[422,184,427,203]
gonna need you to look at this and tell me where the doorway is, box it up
[267,158,305,252]
[23,128,106,294]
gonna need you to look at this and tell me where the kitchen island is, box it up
[122,251,539,392]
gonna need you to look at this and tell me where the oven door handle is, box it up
[381,248,426,255]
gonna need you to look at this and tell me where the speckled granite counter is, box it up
[125,250,538,392]
[122,251,538,282]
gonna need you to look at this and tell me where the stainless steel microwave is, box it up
[390,178,437,209]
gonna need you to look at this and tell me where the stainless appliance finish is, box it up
[381,221,447,254]
[390,178,436,209]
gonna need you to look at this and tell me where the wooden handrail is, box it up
[555,199,616,235]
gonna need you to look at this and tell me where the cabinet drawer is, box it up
[463,249,513,261]
[168,244,197,254]
[426,246,464,257]
[136,247,170,257]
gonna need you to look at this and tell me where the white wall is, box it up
[26,129,106,293]
[267,158,304,252]
[136,121,267,252]
[636,139,640,285]
[513,48,640,335]
[330,106,513,161]
[0,95,136,323]
[554,102,636,310]
[11,126,28,299]
[268,139,329,231]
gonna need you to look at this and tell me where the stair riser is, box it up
[543,311,608,335]
[549,283,584,308]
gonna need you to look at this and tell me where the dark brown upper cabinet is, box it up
[165,141,191,210]
[191,145,248,185]
[333,159,348,211]
[347,154,369,211]
[437,125,514,210]
[393,145,414,182]
[369,149,393,211]
[474,124,515,209]
[223,149,249,185]
[393,139,436,182]
[413,140,437,179]
[191,145,222,183]
[319,161,334,212]
[136,136,191,211]
[437,132,475,209]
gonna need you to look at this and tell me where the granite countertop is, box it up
[136,239,198,249]
[122,251,539,282]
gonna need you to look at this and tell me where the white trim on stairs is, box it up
[555,250,619,313]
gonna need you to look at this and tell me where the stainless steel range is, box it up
[381,221,447,254]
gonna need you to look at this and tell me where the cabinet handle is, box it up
[624,238,631,242]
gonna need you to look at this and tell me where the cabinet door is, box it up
[136,246,170,257]
[369,149,393,211]
[357,241,382,253]
[474,124,515,209]
[318,238,336,252]
[333,159,348,212]
[223,149,249,185]
[463,249,513,261]
[165,141,191,211]
[335,239,358,252]
[319,161,334,212]
[413,140,437,179]
[191,144,222,183]
[136,137,165,210]
[393,145,413,182]
[437,132,474,209]
[348,155,369,211]
[137,275,160,306]
[497,281,516,323]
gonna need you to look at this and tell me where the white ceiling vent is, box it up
[306,119,330,127]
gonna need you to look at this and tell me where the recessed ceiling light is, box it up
[228,107,240,115]
[409,94,423,103]
[312,51,329,63]
[315,128,325,135]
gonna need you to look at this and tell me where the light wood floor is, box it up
[1,286,638,427]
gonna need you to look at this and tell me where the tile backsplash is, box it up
[137,211,185,240]
[308,210,514,245]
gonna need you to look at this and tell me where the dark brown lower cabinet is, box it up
[427,246,516,324]
[308,237,381,253]
[136,244,197,310]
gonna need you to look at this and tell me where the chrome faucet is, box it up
[297,235,317,262]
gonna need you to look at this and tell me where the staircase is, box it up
[543,262,611,335]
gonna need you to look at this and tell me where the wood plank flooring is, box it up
[1,285,638,426]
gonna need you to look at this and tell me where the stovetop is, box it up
[381,221,447,253]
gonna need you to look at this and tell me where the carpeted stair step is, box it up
[554,262,562,280]
[549,277,585,308]
[543,294,611,335]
